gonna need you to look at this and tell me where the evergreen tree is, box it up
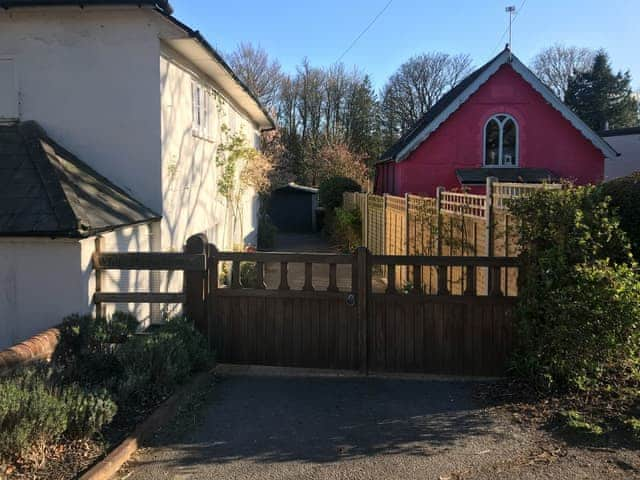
[346,75,381,161]
[565,51,639,131]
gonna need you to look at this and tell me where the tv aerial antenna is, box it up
[505,5,516,49]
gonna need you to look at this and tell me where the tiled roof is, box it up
[0,121,159,237]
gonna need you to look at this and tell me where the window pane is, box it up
[485,119,500,165]
[502,119,517,166]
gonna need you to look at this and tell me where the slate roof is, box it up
[380,48,618,163]
[0,121,160,237]
[0,0,173,14]
[456,167,559,185]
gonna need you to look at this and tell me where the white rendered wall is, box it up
[0,238,82,350]
[0,222,155,351]
[160,45,260,254]
[80,223,156,326]
[604,133,640,180]
[0,7,164,212]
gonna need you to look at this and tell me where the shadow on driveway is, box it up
[124,373,516,479]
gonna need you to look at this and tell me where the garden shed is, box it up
[268,183,319,233]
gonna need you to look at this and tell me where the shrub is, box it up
[0,367,68,459]
[258,213,277,250]
[54,312,136,388]
[0,366,116,460]
[561,410,604,436]
[115,316,211,404]
[509,186,640,390]
[55,311,139,364]
[0,313,209,464]
[160,316,211,373]
[240,262,259,287]
[327,207,361,252]
[62,385,117,439]
[598,172,640,257]
[318,176,361,211]
[108,311,139,340]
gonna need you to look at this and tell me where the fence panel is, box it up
[343,181,561,296]
[366,194,385,255]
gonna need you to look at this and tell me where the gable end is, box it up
[390,49,618,163]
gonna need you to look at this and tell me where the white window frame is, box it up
[191,80,216,141]
[483,113,519,167]
[191,81,202,136]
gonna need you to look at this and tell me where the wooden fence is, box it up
[344,179,561,294]
[92,235,520,376]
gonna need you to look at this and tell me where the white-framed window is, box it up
[191,80,215,141]
[0,58,19,121]
[484,114,518,167]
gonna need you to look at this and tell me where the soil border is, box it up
[79,371,212,480]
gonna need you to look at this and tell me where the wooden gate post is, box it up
[485,176,497,294]
[356,246,370,375]
[382,194,388,255]
[435,186,445,256]
[184,234,208,336]
[207,243,219,351]
[363,193,369,249]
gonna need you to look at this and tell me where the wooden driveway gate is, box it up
[93,234,519,376]
[181,236,519,376]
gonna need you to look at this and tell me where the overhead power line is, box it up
[336,0,394,63]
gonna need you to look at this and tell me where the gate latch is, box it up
[346,294,356,307]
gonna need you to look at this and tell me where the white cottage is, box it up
[0,0,274,349]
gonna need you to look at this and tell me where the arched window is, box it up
[484,114,518,166]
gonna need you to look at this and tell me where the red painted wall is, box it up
[377,64,604,197]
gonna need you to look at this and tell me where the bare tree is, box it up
[227,42,283,110]
[531,43,596,100]
[380,52,473,143]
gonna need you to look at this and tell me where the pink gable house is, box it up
[374,48,618,196]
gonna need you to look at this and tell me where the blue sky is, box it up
[171,0,640,92]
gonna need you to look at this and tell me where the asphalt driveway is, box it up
[118,368,639,480]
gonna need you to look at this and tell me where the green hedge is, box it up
[326,207,362,253]
[598,172,640,257]
[318,176,361,210]
[508,185,640,390]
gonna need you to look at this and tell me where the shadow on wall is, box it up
[159,55,259,256]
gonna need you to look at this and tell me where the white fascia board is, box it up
[395,50,511,162]
[165,38,272,130]
[509,56,619,159]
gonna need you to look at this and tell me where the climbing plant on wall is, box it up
[215,123,272,244]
